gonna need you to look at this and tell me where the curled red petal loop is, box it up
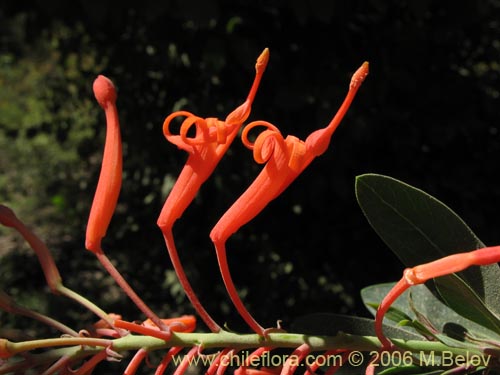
[85,75,122,253]
[241,120,284,163]
[179,116,211,146]
[241,120,280,150]
[163,111,222,150]
[163,111,197,152]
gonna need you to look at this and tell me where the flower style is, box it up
[375,245,500,348]
[210,62,369,335]
[86,75,168,333]
[156,49,269,332]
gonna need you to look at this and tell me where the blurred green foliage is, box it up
[0,15,108,334]
[0,1,499,353]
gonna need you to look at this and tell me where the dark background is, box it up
[1,0,499,348]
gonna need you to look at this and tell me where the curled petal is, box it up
[179,116,210,146]
[163,111,196,137]
[163,111,228,152]
[242,121,284,164]
[163,111,198,152]
[241,121,281,150]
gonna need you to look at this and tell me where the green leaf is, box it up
[434,276,500,336]
[355,174,500,331]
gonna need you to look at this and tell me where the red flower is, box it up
[210,62,369,335]
[85,75,122,253]
[157,49,269,332]
[85,75,168,333]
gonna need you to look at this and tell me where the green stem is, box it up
[18,331,482,355]
[3,331,491,356]
[0,290,78,337]
[57,284,118,331]
[6,337,111,355]
[2,331,494,375]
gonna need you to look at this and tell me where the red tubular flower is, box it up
[375,245,500,348]
[210,62,369,335]
[86,75,122,253]
[156,49,269,332]
[86,75,168,333]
